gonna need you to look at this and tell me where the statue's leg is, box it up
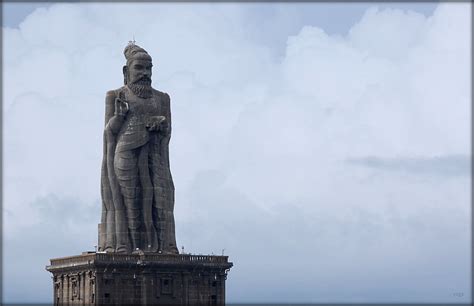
[154,206,165,252]
[101,132,118,252]
[114,209,129,253]
[164,189,178,254]
[100,180,115,252]
[105,139,120,252]
[162,181,178,254]
[99,133,109,252]
[98,193,108,251]
[155,178,178,254]
[138,143,158,252]
[150,148,178,254]
[149,143,165,252]
[114,149,141,252]
[106,137,130,253]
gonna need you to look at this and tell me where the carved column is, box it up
[142,272,152,305]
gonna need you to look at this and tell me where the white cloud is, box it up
[348,7,429,60]
[3,2,471,303]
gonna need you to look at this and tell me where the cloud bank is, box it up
[3,3,471,303]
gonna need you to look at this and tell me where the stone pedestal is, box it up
[46,252,233,305]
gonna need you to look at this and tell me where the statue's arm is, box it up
[104,90,127,134]
[164,93,172,137]
[104,90,116,126]
[162,93,172,167]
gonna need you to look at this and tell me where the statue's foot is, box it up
[132,249,144,255]
[144,244,158,253]
[115,246,129,254]
[165,246,179,255]
[105,247,115,253]
[157,246,178,255]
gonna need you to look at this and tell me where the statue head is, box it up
[123,43,153,98]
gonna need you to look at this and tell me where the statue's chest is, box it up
[127,96,162,120]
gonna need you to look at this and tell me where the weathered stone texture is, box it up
[47,253,232,305]
[46,42,232,305]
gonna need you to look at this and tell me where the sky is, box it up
[2,2,472,304]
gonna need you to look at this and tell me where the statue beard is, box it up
[128,77,153,99]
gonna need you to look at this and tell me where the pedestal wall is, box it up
[46,252,232,305]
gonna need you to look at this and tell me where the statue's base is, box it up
[46,252,233,305]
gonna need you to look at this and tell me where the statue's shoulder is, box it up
[153,89,171,104]
[106,86,126,99]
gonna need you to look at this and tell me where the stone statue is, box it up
[98,43,178,254]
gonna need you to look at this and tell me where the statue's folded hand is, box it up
[146,116,166,132]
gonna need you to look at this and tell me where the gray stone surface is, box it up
[99,43,178,254]
[46,253,233,305]
[47,43,232,305]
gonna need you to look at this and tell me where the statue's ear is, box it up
[123,65,128,85]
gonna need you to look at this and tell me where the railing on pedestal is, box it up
[50,253,229,267]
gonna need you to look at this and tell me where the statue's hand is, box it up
[159,119,170,136]
[146,116,166,132]
[114,98,129,116]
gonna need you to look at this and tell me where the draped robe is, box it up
[98,85,178,254]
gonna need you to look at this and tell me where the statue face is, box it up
[127,59,153,85]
